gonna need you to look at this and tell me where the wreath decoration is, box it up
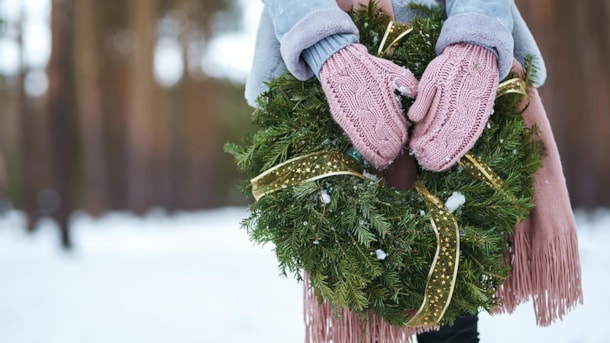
[226,4,544,327]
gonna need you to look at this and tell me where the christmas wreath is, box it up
[226,4,543,327]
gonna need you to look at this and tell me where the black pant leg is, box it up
[416,314,479,343]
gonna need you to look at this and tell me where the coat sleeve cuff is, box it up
[436,13,514,80]
[280,8,359,81]
[302,34,358,79]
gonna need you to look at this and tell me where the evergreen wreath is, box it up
[225,3,544,327]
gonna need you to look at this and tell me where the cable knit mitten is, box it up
[408,43,499,172]
[319,44,418,169]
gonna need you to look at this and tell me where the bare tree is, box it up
[15,3,38,231]
[47,0,76,248]
[73,0,109,216]
[125,0,158,213]
[0,148,6,208]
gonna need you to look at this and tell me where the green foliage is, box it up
[225,3,543,327]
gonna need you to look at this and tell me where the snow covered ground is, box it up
[0,207,607,343]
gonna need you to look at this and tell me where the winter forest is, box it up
[1,0,609,342]
[0,0,255,248]
[0,0,609,246]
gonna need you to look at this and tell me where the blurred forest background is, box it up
[0,0,608,249]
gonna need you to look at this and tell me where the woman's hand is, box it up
[407,43,499,172]
[319,43,418,169]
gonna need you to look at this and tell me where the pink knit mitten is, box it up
[408,43,499,171]
[319,44,418,169]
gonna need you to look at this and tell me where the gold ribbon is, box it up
[407,181,461,327]
[459,153,505,191]
[250,151,364,201]
[457,76,527,198]
[459,153,518,203]
[377,21,413,57]
[496,77,527,98]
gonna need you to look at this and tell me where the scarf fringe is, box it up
[530,229,583,326]
[303,274,434,343]
[495,219,533,314]
[495,220,583,326]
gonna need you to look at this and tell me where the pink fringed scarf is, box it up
[303,1,583,341]
[495,60,583,326]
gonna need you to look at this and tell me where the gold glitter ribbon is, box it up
[459,153,518,203]
[496,77,527,98]
[459,153,505,190]
[457,76,527,197]
[377,21,413,57]
[408,181,461,327]
[250,151,364,201]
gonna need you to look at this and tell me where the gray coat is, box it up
[245,0,546,107]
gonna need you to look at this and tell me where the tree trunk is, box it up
[0,140,7,209]
[47,0,76,249]
[73,0,109,216]
[125,0,158,213]
[16,4,38,231]
[95,1,130,210]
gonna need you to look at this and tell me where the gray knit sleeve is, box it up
[264,0,359,80]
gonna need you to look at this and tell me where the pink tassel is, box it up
[304,273,435,342]
[529,229,583,326]
[496,220,583,325]
[495,218,533,314]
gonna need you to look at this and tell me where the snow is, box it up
[363,170,379,181]
[445,192,466,213]
[1,207,608,343]
[375,249,388,260]
[320,189,331,204]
